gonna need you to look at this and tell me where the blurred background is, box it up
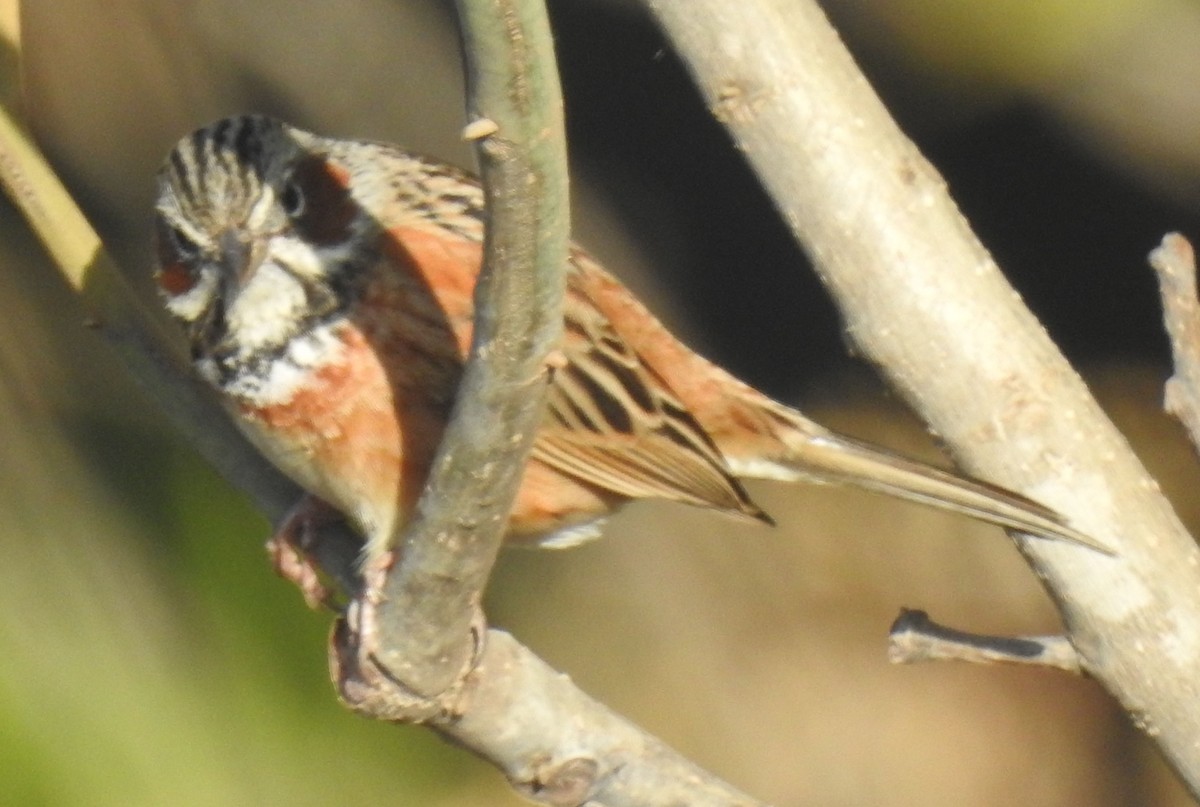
[4,0,1200,804]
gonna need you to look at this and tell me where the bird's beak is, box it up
[218,228,266,289]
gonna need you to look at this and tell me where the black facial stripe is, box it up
[325,257,360,303]
[167,149,196,206]
[189,290,227,363]
[212,117,233,147]
[297,273,340,320]
[188,129,210,199]
[212,118,237,163]
[288,155,359,246]
[268,246,365,324]
[234,120,263,169]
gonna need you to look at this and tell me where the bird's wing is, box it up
[532,275,770,523]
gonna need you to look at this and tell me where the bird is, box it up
[152,114,1104,566]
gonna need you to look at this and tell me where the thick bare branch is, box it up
[645,0,1200,795]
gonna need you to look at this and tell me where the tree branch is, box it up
[335,621,764,805]
[1150,232,1200,454]
[888,609,1082,673]
[645,0,1200,795]
[360,0,570,702]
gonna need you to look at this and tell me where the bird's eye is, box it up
[168,224,201,261]
[280,180,305,219]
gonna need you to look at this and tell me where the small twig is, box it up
[888,609,1082,673]
[1149,233,1200,453]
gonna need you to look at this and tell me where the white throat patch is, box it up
[205,319,348,407]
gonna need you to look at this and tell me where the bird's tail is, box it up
[722,399,1110,554]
